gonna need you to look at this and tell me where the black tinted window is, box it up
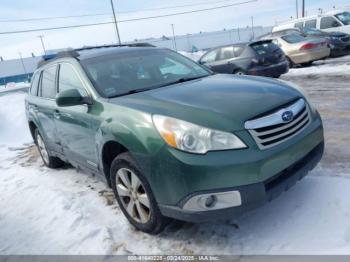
[41,66,57,99]
[58,64,85,93]
[320,16,341,29]
[305,19,317,28]
[250,41,278,55]
[30,72,41,96]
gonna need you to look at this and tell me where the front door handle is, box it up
[53,110,61,119]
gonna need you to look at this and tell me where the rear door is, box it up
[35,64,62,153]
[54,63,98,169]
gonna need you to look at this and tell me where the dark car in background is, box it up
[264,27,350,57]
[198,40,289,78]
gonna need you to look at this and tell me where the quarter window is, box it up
[320,16,341,29]
[41,66,57,99]
[305,19,317,28]
[58,64,86,94]
[30,72,41,96]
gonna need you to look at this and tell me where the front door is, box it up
[54,63,98,170]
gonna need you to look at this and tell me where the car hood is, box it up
[109,74,303,131]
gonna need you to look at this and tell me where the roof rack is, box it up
[37,42,155,68]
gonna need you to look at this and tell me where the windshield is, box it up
[281,33,306,43]
[81,49,210,98]
[335,12,350,25]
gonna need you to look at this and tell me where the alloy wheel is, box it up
[37,134,49,165]
[116,168,151,224]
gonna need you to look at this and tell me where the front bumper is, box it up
[247,61,289,77]
[330,41,350,57]
[159,141,324,222]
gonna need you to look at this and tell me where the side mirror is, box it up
[56,89,92,107]
[332,21,340,27]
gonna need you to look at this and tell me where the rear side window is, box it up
[30,72,41,96]
[305,19,317,28]
[218,46,235,60]
[58,64,86,94]
[320,16,341,29]
[295,22,304,29]
[41,65,57,99]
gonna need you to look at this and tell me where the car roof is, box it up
[37,43,158,68]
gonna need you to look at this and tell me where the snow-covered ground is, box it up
[0,82,30,94]
[0,55,350,255]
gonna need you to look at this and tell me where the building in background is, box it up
[0,56,41,86]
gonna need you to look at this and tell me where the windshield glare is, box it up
[81,49,210,98]
[335,12,350,25]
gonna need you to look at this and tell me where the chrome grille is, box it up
[245,98,311,150]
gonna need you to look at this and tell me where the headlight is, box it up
[152,115,247,154]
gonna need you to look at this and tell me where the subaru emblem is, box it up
[282,110,294,122]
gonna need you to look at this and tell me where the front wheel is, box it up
[35,129,64,168]
[110,152,169,234]
[233,70,245,75]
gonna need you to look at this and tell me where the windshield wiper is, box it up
[109,88,152,98]
[157,75,208,88]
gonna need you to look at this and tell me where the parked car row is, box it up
[198,40,289,78]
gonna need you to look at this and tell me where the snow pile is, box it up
[0,93,31,146]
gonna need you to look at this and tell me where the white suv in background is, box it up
[273,10,350,34]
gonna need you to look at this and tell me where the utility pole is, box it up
[302,0,305,17]
[251,16,255,39]
[171,24,177,51]
[38,35,47,55]
[18,52,27,75]
[237,27,241,42]
[296,0,299,18]
[110,0,121,44]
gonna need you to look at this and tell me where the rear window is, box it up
[281,34,306,44]
[250,41,278,55]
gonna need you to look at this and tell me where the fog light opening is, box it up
[204,195,217,208]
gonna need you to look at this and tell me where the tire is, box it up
[233,70,245,75]
[110,152,169,234]
[286,57,294,68]
[35,129,64,168]
[301,61,313,67]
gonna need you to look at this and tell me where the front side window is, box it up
[40,65,57,99]
[200,49,219,63]
[58,64,86,94]
[81,49,210,98]
[320,16,341,29]
[335,12,350,25]
[305,19,317,28]
[30,72,41,96]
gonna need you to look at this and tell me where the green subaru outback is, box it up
[25,44,324,234]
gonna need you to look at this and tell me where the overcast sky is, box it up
[0,0,349,59]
